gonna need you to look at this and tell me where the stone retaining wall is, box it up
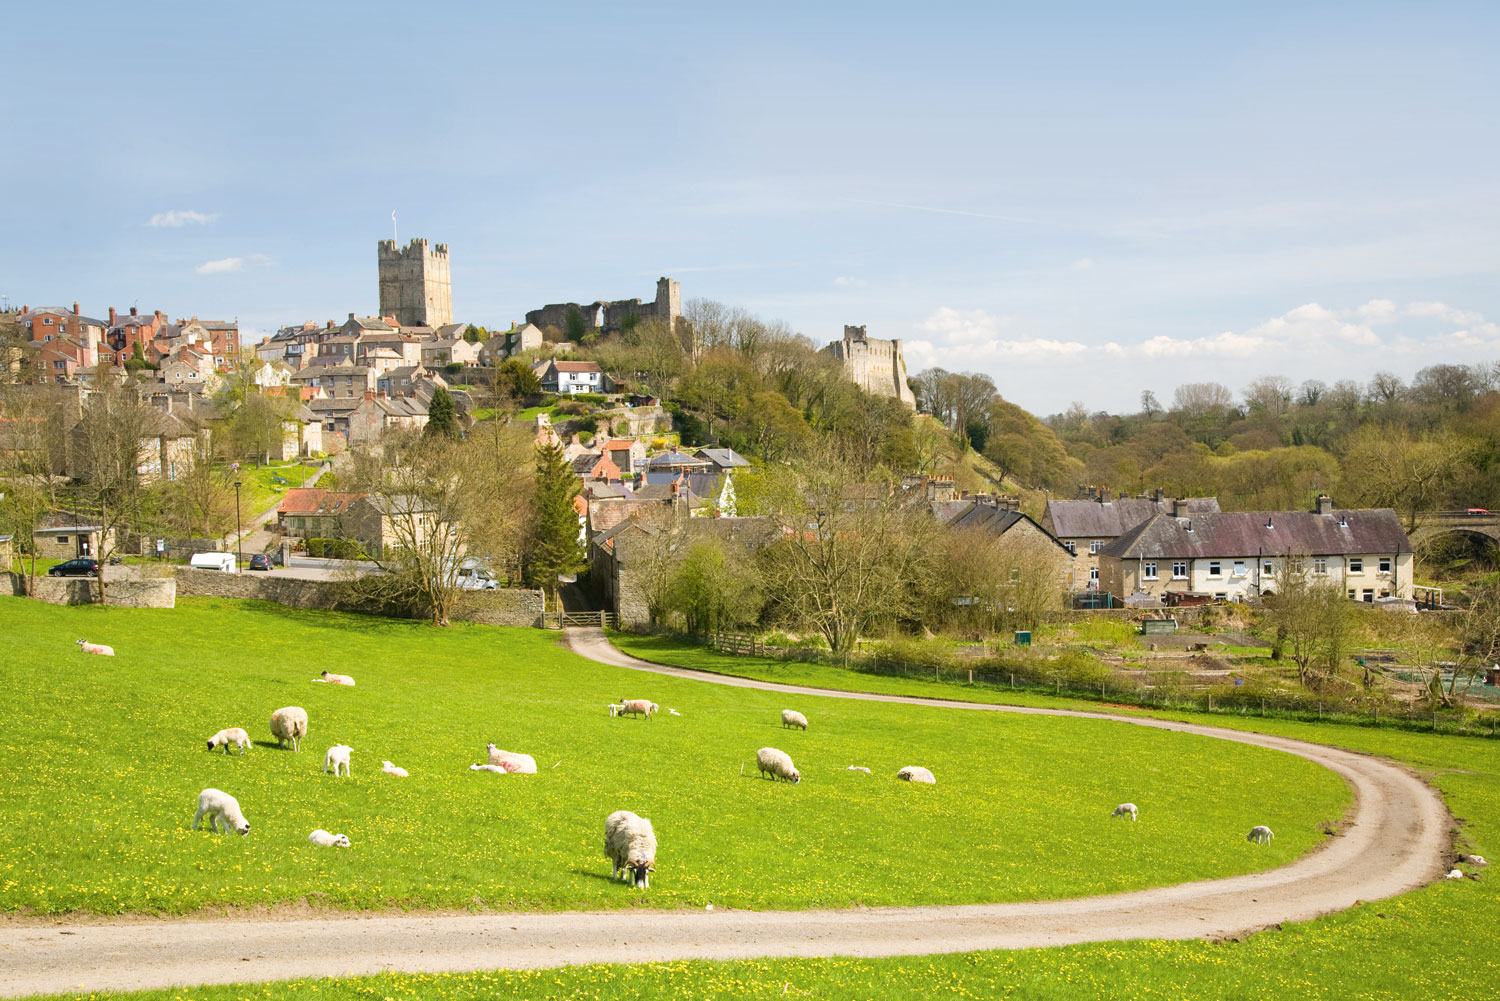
[10,573,176,608]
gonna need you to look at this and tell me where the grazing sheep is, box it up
[1446,868,1465,880]
[323,744,353,777]
[607,703,625,717]
[485,744,538,774]
[192,788,250,835]
[756,747,801,784]
[604,810,657,888]
[1247,825,1275,845]
[270,706,308,751]
[666,708,681,716]
[1461,854,1487,866]
[76,639,114,657]
[846,765,871,773]
[897,766,936,785]
[380,760,408,778]
[1111,803,1139,822]
[316,671,356,686]
[206,727,251,755]
[469,763,508,773]
[308,829,351,848]
[781,710,809,731]
[618,699,658,721]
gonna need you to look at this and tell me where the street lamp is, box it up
[234,480,243,570]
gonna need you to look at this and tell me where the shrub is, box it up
[575,416,599,434]
[307,538,365,560]
[574,393,608,407]
[614,420,631,437]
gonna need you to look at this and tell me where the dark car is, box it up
[48,558,101,577]
[248,553,272,571]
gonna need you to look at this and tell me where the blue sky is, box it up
[3,1,1498,414]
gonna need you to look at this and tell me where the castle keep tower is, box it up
[377,238,452,328]
[821,325,917,409]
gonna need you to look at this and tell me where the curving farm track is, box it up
[0,628,1450,998]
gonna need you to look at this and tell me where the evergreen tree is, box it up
[426,386,460,440]
[527,441,584,606]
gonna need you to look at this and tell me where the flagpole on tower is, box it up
[391,211,398,244]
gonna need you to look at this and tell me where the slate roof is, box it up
[1045,497,1221,538]
[694,447,750,470]
[646,450,709,469]
[1100,509,1413,560]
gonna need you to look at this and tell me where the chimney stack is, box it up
[1172,498,1183,517]
[1154,487,1164,503]
[109,307,117,325]
[1099,488,1111,503]
[72,302,80,315]
[1316,495,1334,516]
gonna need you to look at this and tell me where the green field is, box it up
[0,597,1345,918]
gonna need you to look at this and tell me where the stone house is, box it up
[1097,497,1415,604]
[602,438,648,476]
[476,322,545,366]
[422,336,483,368]
[291,362,377,399]
[276,489,365,540]
[32,519,104,560]
[17,304,108,367]
[1042,491,1221,591]
[940,497,1076,587]
[347,392,430,446]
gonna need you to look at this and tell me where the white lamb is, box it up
[316,671,356,686]
[1112,802,1139,821]
[323,744,353,777]
[604,810,657,888]
[485,744,538,774]
[1446,868,1465,880]
[308,829,351,848]
[270,706,308,751]
[1470,855,1488,866]
[381,760,408,778]
[1247,825,1275,844]
[897,766,936,785]
[781,709,809,731]
[846,765,871,773]
[76,639,114,657]
[607,703,625,717]
[192,788,250,835]
[756,746,801,784]
[469,763,508,774]
[618,699,657,721]
[206,727,251,755]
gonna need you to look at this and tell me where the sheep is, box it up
[469,763,508,773]
[1247,825,1275,845]
[316,670,356,686]
[846,765,871,773]
[192,788,250,835]
[308,829,351,848]
[270,706,308,751]
[781,710,809,731]
[604,810,657,888]
[897,766,936,785]
[485,744,537,774]
[380,760,408,778]
[1461,853,1488,866]
[323,744,353,777]
[618,699,657,721]
[1446,868,1465,880]
[206,727,251,755]
[666,708,681,716]
[756,746,801,784]
[1111,803,1139,822]
[607,703,625,717]
[76,639,114,657]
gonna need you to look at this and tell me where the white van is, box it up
[189,552,239,573]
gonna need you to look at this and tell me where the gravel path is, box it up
[0,628,1450,998]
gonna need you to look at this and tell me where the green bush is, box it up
[574,393,608,407]
[306,538,365,560]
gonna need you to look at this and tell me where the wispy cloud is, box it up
[149,209,217,228]
[195,253,270,275]
[833,275,868,288]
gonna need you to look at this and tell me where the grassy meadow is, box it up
[0,597,1346,917]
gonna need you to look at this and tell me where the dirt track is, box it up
[0,628,1450,997]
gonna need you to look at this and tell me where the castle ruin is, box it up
[526,277,681,338]
[377,238,452,328]
[822,325,917,409]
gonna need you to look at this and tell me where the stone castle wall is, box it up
[822,325,917,409]
[378,238,453,328]
[527,277,680,337]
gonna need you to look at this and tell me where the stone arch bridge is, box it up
[1409,510,1500,548]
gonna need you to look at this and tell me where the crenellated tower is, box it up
[377,238,452,328]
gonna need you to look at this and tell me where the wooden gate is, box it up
[561,611,613,628]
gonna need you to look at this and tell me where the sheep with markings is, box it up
[76,639,114,657]
[1247,825,1274,844]
[617,699,657,721]
[485,744,537,774]
[316,670,356,686]
[192,788,250,835]
[323,744,353,777]
[1111,803,1138,821]
[781,709,808,731]
[270,706,308,751]
[756,746,801,784]
[604,810,657,888]
[206,727,251,755]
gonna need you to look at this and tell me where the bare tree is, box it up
[1243,375,1294,419]
[1171,382,1234,421]
[71,374,157,603]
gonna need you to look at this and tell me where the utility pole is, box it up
[234,480,243,569]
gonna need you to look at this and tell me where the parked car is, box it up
[48,558,101,577]
[1467,507,1491,515]
[456,566,499,590]
[248,554,272,571]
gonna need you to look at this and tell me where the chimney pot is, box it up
[72,301,80,315]
[130,307,138,316]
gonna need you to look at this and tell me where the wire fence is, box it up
[695,630,1500,740]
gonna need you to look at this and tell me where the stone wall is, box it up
[822,325,917,409]
[11,573,176,608]
[121,533,222,559]
[173,569,543,627]
[377,238,452,328]
[526,277,682,337]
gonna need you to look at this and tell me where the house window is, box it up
[1063,541,1077,555]
[1088,541,1102,555]
[1171,561,1187,579]
[1348,589,1357,600]
[1289,558,1305,573]
[1363,589,1374,602]
[1089,567,1099,582]
[1313,558,1327,574]
[1208,561,1222,576]
[1379,557,1391,573]
[1263,559,1274,575]
[1214,592,1227,600]
[1143,562,1158,580]
[1232,561,1247,577]
[1348,558,1363,573]
[56,536,68,544]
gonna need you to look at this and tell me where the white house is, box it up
[540,359,605,395]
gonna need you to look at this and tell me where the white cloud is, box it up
[833,275,868,288]
[149,209,217,228]
[195,253,270,275]
[1407,301,1485,325]
[1069,257,1094,270]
